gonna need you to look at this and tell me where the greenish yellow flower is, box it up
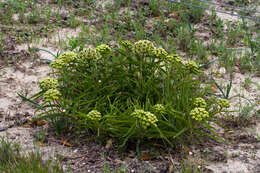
[194,97,207,108]
[152,48,168,58]
[152,104,166,114]
[190,107,209,121]
[120,40,133,49]
[131,109,158,129]
[96,44,112,55]
[77,48,101,60]
[43,89,61,102]
[185,61,199,74]
[165,54,183,64]
[50,58,65,69]
[133,40,155,55]
[217,98,230,108]
[39,78,58,91]
[86,110,102,121]
[50,52,77,69]
[59,52,77,63]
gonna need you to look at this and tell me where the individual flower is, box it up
[190,107,209,121]
[152,104,166,114]
[131,109,158,129]
[152,48,168,58]
[185,61,199,74]
[193,97,207,108]
[50,52,77,69]
[39,77,58,91]
[77,48,101,60]
[96,44,112,55]
[217,98,230,108]
[86,110,102,121]
[133,40,155,55]
[43,89,61,102]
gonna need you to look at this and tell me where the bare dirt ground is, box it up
[0,0,260,172]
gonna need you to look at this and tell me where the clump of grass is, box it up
[0,136,66,173]
[178,0,206,23]
[236,101,258,124]
[226,22,244,46]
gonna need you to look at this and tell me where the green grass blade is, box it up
[211,77,226,98]
[17,93,41,108]
[199,59,218,69]
[32,47,57,58]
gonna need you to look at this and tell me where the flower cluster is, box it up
[86,110,102,121]
[120,40,133,49]
[43,89,61,102]
[133,40,155,55]
[193,97,207,108]
[77,48,101,60]
[39,78,58,91]
[217,98,230,108]
[185,61,199,74]
[96,44,112,55]
[165,54,183,64]
[50,52,77,69]
[131,109,158,129]
[152,48,168,58]
[190,107,209,121]
[152,104,166,114]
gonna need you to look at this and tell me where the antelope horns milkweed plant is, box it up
[23,40,230,148]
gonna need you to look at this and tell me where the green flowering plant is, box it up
[24,40,230,148]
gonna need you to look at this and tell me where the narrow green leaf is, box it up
[17,93,40,108]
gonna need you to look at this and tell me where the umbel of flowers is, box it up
[50,52,77,69]
[131,109,158,129]
[86,110,102,121]
[217,98,230,108]
[133,40,155,55]
[39,78,58,91]
[77,48,101,61]
[193,97,207,108]
[34,40,230,147]
[96,44,112,55]
[43,89,61,102]
[190,107,209,121]
[152,104,166,114]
